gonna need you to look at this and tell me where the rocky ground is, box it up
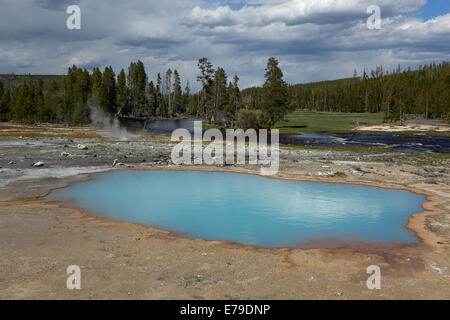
[0,123,449,299]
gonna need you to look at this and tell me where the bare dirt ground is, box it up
[0,123,449,299]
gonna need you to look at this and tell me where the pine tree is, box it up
[164,69,173,116]
[172,70,182,116]
[91,67,103,98]
[116,69,128,116]
[156,73,162,117]
[181,81,191,114]
[197,58,215,121]
[0,81,11,121]
[100,66,117,114]
[35,80,44,122]
[43,80,59,123]
[224,75,241,127]
[83,66,103,121]
[12,80,35,123]
[127,60,147,117]
[212,67,228,124]
[262,57,288,127]
[74,68,92,124]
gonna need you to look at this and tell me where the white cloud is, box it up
[185,0,427,27]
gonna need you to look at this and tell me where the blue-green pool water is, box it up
[51,171,427,247]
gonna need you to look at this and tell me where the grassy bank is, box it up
[275,111,449,136]
[275,111,384,134]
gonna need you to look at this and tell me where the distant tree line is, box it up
[242,60,450,122]
[0,57,289,130]
[0,61,193,125]
[0,59,447,127]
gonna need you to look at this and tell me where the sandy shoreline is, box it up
[357,123,450,132]
[0,125,449,299]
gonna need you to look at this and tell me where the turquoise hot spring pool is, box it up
[51,170,427,248]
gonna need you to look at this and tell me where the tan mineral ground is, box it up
[0,124,449,299]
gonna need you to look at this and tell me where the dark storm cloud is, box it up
[116,37,185,50]
[0,27,105,43]
[75,58,109,70]
[34,0,80,11]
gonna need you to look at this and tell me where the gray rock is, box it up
[352,169,364,176]
[317,171,336,177]
[33,161,45,167]
[77,144,88,150]
[112,159,125,167]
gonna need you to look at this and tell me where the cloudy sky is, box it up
[0,0,449,90]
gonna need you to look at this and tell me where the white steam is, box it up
[89,106,133,140]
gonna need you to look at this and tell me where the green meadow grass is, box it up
[275,111,384,134]
[275,111,449,136]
